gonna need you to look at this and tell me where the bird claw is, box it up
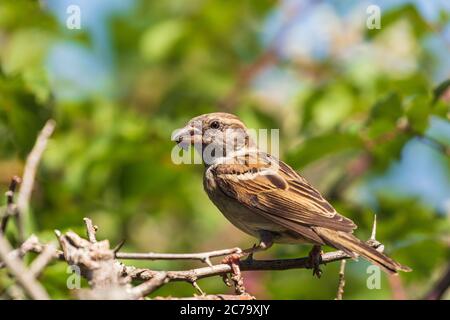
[308,245,323,279]
[244,244,257,262]
[312,266,322,278]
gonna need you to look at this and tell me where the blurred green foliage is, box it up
[0,0,449,299]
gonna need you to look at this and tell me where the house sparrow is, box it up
[172,112,411,276]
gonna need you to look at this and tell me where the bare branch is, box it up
[335,260,346,300]
[120,214,386,298]
[116,247,242,267]
[16,119,56,242]
[0,176,21,234]
[125,248,365,285]
[0,236,50,300]
[1,215,399,300]
[29,243,58,278]
[0,235,64,269]
[112,239,126,254]
[191,281,205,296]
[55,229,132,299]
[128,272,168,299]
[83,217,98,243]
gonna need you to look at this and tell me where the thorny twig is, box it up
[116,247,242,267]
[123,245,381,283]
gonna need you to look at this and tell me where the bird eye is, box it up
[210,120,220,129]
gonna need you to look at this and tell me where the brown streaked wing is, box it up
[213,154,356,234]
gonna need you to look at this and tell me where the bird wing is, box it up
[212,153,357,236]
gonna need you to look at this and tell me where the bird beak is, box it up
[171,125,202,150]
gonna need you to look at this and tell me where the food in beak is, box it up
[171,126,201,150]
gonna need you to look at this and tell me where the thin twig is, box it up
[335,260,346,300]
[191,281,205,296]
[128,272,168,299]
[0,176,21,234]
[29,243,58,278]
[83,217,98,243]
[126,248,365,284]
[0,236,50,300]
[116,247,242,267]
[124,214,383,286]
[2,214,399,300]
[370,214,377,241]
[16,119,56,242]
[112,239,126,254]
[124,215,385,296]
[0,235,64,269]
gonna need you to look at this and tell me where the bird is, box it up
[171,112,411,277]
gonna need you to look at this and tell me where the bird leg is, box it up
[244,244,257,262]
[308,245,323,278]
[222,230,274,263]
[243,231,274,258]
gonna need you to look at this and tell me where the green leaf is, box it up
[366,93,403,138]
[369,93,403,121]
[286,132,363,168]
[369,134,410,170]
[1,29,52,75]
[140,20,186,62]
[405,95,431,134]
[431,100,450,119]
[365,4,429,39]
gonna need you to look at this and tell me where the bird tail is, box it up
[314,227,412,274]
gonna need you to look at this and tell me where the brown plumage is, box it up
[172,112,411,275]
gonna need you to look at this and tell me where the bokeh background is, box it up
[0,0,449,299]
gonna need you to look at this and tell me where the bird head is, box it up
[171,113,254,165]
